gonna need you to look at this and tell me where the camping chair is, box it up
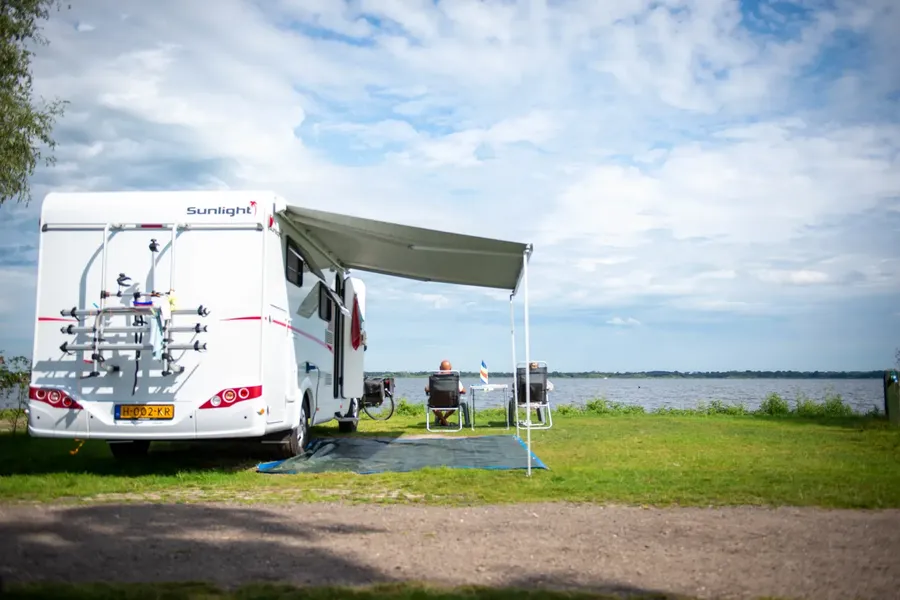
[425,371,469,432]
[507,360,553,430]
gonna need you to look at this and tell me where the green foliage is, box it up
[550,391,869,420]
[0,351,30,433]
[0,0,69,207]
[553,403,582,416]
[701,399,750,415]
[758,392,791,415]
[584,398,645,415]
[790,392,856,419]
[393,398,420,417]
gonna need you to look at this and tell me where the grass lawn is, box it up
[1,405,899,508]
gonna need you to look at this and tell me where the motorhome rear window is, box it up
[318,283,332,321]
[286,238,304,287]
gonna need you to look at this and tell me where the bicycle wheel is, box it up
[362,394,395,420]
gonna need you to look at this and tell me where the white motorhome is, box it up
[28,190,368,458]
[27,189,532,460]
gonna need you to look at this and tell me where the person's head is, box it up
[530,361,538,370]
[439,359,452,371]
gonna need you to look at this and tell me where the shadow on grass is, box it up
[0,504,683,599]
[0,425,405,479]
[3,581,692,599]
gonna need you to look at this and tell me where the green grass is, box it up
[1,393,899,508]
[0,581,783,600]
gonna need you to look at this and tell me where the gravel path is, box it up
[1,502,898,599]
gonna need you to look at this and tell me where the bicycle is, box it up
[360,375,396,421]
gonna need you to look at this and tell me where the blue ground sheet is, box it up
[256,435,549,475]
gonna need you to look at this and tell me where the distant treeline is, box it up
[366,370,886,380]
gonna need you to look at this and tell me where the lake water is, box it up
[2,377,885,414]
[387,377,885,414]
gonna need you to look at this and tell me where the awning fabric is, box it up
[277,204,530,291]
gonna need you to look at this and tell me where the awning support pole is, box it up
[509,293,517,435]
[523,249,532,477]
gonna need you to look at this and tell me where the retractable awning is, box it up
[277,204,531,292]
[277,201,540,477]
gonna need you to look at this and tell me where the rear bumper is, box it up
[26,399,269,440]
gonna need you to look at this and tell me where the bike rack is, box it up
[51,221,217,378]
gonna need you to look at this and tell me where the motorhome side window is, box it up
[285,238,303,287]
[318,283,332,321]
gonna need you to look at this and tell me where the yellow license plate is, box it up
[116,404,174,420]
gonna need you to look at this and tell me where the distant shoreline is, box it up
[365,371,887,380]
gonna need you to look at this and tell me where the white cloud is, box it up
[607,317,642,327]
[756,269,830,286]
[0,0,896,371]
[410,293,451,310]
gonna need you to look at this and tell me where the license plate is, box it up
[115,404,174,420]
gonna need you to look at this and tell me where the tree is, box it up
[1,0,69,207]
[0,350,30,434]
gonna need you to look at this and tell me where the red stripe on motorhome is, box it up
[272,319,333,352]
[38,317,77,322]
[222,316,332,352]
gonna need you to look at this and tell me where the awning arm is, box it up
[336,263,435,284]
[511,244,533,298]
[320,282,351,316]
[275,211,345,275]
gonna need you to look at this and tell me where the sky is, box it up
[1,0,898,373]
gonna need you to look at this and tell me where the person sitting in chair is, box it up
[530,361,555,393]
[526,361,554,422]
[425,359,467,427]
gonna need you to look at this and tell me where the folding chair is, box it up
[507,360,553,430]
[425,371,469,432]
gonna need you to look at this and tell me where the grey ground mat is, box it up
[256,434,548,474]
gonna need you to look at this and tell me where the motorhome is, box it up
[28,190,369,458]
[27,189,533,460]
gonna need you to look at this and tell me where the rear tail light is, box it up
[29,386,83,410]
[200,385,262,409]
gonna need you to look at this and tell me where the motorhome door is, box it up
[340,276,366,399]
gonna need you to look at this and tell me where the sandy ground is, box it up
[1,502,898,599]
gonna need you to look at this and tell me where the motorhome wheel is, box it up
[281,399,310,457]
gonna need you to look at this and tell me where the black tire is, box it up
[338,398,359,433]
[108,440,150,459]
[362,395,394,421]
[279,397,310,458]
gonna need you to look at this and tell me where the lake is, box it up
[387,377,885,414]
[2,377,885,414]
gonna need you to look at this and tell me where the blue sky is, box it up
[1,0,898,372]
